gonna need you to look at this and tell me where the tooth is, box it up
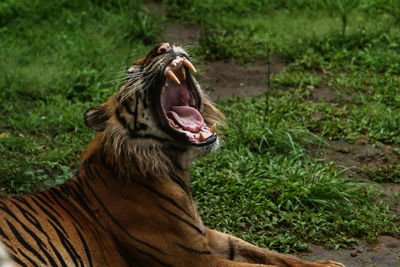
[210,123,216,134]
[183,59,197,73]
[171,61,177,67]
[181,67,186,80]
[199,132,205,142]
[161,85,165,94]
[171,121,179,128]
[166,69,181,85]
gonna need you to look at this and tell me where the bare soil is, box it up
[162,21,400,267]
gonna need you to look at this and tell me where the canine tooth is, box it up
[171,61,177,67]
[161,85,165,94]
[199,132,205,142]
[181,67,186,80]
[166,69,181,85]
[210,123,216,134]
[171,121,179,128]
[183,59,197,73]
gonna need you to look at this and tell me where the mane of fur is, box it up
[82,49,225,180]
[82,96,224,180]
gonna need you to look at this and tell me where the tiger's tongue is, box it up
[167,106,204,132]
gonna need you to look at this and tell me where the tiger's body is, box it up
[0,43,344,267]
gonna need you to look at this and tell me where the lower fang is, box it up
[171,121,180,128]
[181,67,186,80]
[199,132,205,142]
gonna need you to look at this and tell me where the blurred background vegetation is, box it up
[0,0,399,252]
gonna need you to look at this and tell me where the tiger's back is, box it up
[0,158,211,266]
[0,168,122,266]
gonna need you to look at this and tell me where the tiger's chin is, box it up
[190,137,220,158]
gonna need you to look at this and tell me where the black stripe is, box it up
[228,237,235,260]
[169,172,189,195]
[9,251,29,267]
[1,202,58,266]
[116,108,129,129]
[111,233,142,266]
[122,99,135,115]
[158,205,204,236]
[29,196,69,238]
[174,243,211,255]
[129,133,172,143]
[33,193,63,220]
[168,158,185,172]
[48,219,83,267]
[70,178,91,205]
[81,177,164,254]
[47,241,68,267]
[74,224,94,267]
[83,164,96,183]
[132,94,147,131]
[0,226,9,241]
[131,179,194,219]
[17,248,38,267]
[128,243,173,267]
[13,197,39,215]
[5,218,47,265]
[3,242,17,254]
[9,200,49,239]
[92,166,111,189]
[85,164,110,190]
[38,191,56,206]
[142,90,148,109]
[47,188,83,229]
[2,241,17,254]
[64,179,102,226]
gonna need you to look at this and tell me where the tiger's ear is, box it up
[84,105,109,131]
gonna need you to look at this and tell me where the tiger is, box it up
[0,43,345,267]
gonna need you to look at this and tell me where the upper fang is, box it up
[166,69,181,85]
[183,59,197,73]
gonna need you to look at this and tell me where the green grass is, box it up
[192,97,398,252]
[0,0,399,254]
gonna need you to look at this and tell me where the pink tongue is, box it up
[167,106,204,132]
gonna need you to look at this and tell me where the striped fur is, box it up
[0,44,344,267]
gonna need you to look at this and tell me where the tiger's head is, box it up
[82,43,224,178]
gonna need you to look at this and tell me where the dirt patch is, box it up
[308,84,353,103]
[299,238,400,267]
[161,22,202,46]
[316,138,400,179]
[161,22,286,98]
[197,60,285,98]
[309,86,339,102]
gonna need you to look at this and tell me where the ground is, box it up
[161,21,400,267]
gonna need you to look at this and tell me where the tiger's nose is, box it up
[158,43,171,54]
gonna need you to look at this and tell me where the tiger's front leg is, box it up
[206,229,345,267]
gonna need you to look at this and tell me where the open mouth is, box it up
[160,56,216,145]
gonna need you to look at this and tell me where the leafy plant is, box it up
[323,0,360,37]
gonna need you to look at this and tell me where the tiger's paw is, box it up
[312,260,345,267]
